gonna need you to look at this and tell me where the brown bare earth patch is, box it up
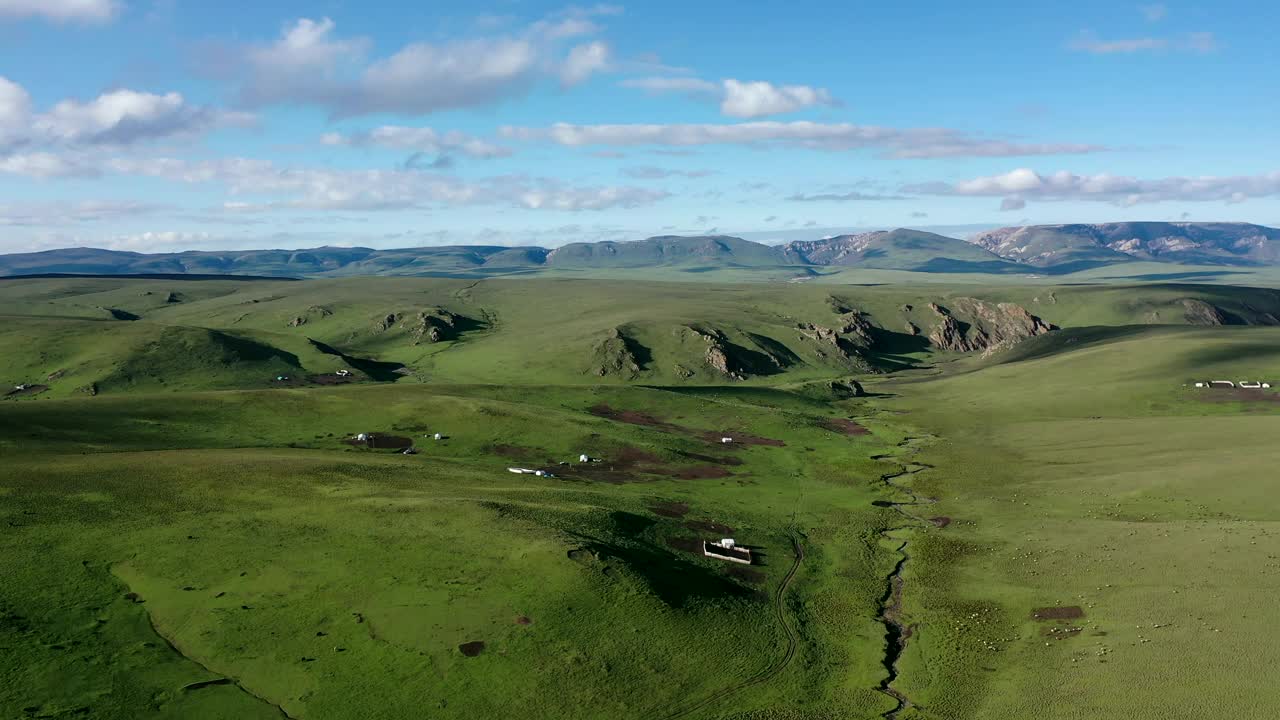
[515,616,533,626]
[4,384,48,399]
[820,418,871,436]
[664,536,703,554]
[930,516,952,528]
[589,404,676,430]
[1032,606,1085,621]
[1196,388,1280,405]
[458,641,486,657]
[489,444,540,460]
[726,566,766,584]
[649,501,690,518]
[616,446,665,465]
[700,430,785,447]
[676,450,743,466]
[591,404,783,448]
[684,519,734,535]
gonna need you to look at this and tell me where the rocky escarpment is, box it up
[796,306,879,372]
[590,327,646,378]
[370,308,473,344]
[677,326,795,380]
[927,298,1053,354]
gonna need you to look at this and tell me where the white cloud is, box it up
[0,151,94,177]
[502,121,1108,158]
[10,154,670,213]
[1068,30,1217,54]
[321,126,512,159]
[230,15,614,117]
[0,75,251,150]
[905,168,1280,206]
[0,199,163,226]
[621,76,838,118]
[720,79,837,118]
[561,41,611,87]
[0,0,119,23]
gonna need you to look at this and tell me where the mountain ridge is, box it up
[3,222,1277,278]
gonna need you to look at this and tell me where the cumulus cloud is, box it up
[620,165,715,179]
[227,15,614,117]
[0,75,251,150]
[0,0,119,23]
[1068,30,1216,54]
[321,126,512,158]
[561,41,610,87]
[501,121,1108,158]
[720,79,837,118]
[904,167,1280,206]
[621,76,837,118]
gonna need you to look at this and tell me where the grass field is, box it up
[2,277,1278,719]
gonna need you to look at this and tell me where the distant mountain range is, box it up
[2,222,1277,278]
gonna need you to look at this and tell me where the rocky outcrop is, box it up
[927,298,1053,354]
[679,326,790,380]
[590,328,645,378]
[370,308,470,344]
[1181,298,1226,326]
[904,322,920,337]
[797,305,878,369]
[288,305,332,328]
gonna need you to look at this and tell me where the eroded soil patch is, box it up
[1032,606,1085,621]
[649,501,690,518]
[820,418,871,436]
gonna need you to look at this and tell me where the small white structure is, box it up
[1194,382,1207,388]
[579,454,590,463]
[356,433,368,442]
[720,437,733,444]
[1240,381,1262,389]
[1209,380,1236,389]
[508,467,536,474]
[703,538,752,565]
[434,433,443,440]
[14,384,27,391]
[336,369,352,377]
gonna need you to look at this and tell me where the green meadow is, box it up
[2,276,1278,719]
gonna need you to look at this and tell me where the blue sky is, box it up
[0,0,1276,252]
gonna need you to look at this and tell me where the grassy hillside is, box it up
[878,326,1280,718]
[3,275,1279,719]
[3,277,1279,397]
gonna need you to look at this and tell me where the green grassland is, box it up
[2,276,1279,719]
